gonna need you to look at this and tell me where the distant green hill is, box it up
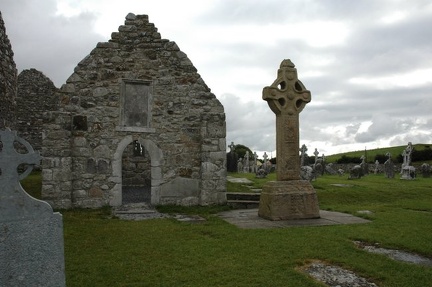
[325,143,432,164]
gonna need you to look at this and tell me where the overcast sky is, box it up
[2,0,432,159]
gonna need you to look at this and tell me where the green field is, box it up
[324,143,432,163]
[20,172,432,286]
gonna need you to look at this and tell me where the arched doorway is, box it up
[110,136,163,206]
[121,140,151,203]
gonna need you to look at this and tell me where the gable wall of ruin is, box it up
[41,13,226,208]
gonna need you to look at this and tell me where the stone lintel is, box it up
[258,180,320,220]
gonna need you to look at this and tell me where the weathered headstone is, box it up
[263,152,268,163]
[360,155,369,175]
[226,142,238,172]
[325,163,338,175]
[262,152,270,172]
[237,158,243,173]
[253,152,258,173]
[313,148,319,163]
[300,144,307,166]
[374,160,380,174]
[258,60,320,220]
[384,152,395,178]
[421,163,431,178]
[400,142,416,179]
[312,148,325,176]
[243,151,250,173]
[0,128,65,286]
[349,164,364,179]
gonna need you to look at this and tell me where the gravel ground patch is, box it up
[354,241,432,267]
[301,261,378,287]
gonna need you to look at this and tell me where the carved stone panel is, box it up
[120,79,152,128]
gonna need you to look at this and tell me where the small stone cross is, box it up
[0,128,41,185]
[300,144,308,154]
[300,144,307,166]
[263,59,311,181]
[229,141,235,152]
[263,152,268,162]
[313,148,319,163]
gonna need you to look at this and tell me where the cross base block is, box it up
[258,180,320,220]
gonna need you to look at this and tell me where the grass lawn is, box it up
[21,172,432,286]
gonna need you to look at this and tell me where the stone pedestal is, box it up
[258,180,320,220]
[400,166,416,180]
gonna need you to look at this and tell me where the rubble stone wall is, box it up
[0,11,17,129]
[17,69,58,152]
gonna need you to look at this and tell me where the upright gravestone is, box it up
[253,152,258,173]
[243,151,250,173]
[0,128,65,286]
[258,60,320,220]
[226,141,238,172]
[384,152,395,178]
[421,163,431,178]
[300,144,307,166]
[400,142,415,179]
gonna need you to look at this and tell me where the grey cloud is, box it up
[196,0,320,25]
[1,1,104,87]
[355,114,397,143]
[346,123,361,136]
[220,93,275,152]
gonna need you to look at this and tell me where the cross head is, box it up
[0,129,41,184]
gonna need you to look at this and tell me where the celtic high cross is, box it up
[263,59,311,181]
[0,128,43,221]
[0,128,66,286]
[0,128,41,183]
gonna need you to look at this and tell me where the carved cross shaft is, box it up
[263,59,311,181]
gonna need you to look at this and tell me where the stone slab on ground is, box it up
[302,261,378,287]
[113,203,169,220]
[227,176,253,184]
[113,203,206,223]
[354,241,432,267]
[218,209,370,229]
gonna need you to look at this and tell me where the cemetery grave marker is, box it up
[0,128,65,286]
[258,60,320,220]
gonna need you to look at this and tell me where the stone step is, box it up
[227,200,259,204]
[226,192,260,202]
[226,192,260,209]
[114,210,157,215]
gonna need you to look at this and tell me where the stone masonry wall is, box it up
[122,142,151,186]
[17,69,58,152]
[0,11,17,129]
[42,13,226,208]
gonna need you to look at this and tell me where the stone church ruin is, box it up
[11,13,227,209]
[40,13,227,208]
